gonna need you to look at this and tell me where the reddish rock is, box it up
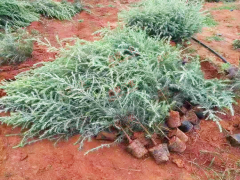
[20,154,28,161]
[96,131,117,141]
[167,111,181,128]
[172,158,185,168]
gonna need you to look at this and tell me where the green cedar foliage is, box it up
[120,0,204,42]
[0,28,235,147]
[0,27,34,65]
[0,0,82,29]
[0,0,39,29]
[31,0,82,20]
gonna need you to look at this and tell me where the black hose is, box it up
[191,37,229,64]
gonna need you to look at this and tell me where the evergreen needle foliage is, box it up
[120,0,205,42]
[31,0,82,20]
[0,0,39,29]
[0,28,236,147]
[0,27,34,65]
[0,0,82,29]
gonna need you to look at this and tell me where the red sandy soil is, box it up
[191,1,240,66]
[0,1,240,180]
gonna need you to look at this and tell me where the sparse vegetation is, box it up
[120,0,205,42]
[203,14,218,27]
[212,4,239,10]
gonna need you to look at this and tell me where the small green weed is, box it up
[233,39,240,49]
[203,14,218,27]
[108,4,115,7]
[236,160,240,167]
[186,47,197,54]
[206,35,224,41]
[96,4,104,7]
[220,63,231,74]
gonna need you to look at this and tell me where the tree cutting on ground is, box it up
[0,27,236,148]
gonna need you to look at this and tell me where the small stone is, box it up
[172,158,185,168]
[193,124,201,130]
[227,66,239,79]
[227,134,240,147]
[96,131,117,141]
[12,152,28,161]
[0,155,8,163]
[212,137,218,141]
[182,57,189,66]
[20,154,28,161]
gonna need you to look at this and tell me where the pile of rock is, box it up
[95,106,204,165]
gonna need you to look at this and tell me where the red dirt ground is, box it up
[0,1,240,180]
[191,2,240,66]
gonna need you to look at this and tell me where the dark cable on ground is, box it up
[191,37,229,64]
